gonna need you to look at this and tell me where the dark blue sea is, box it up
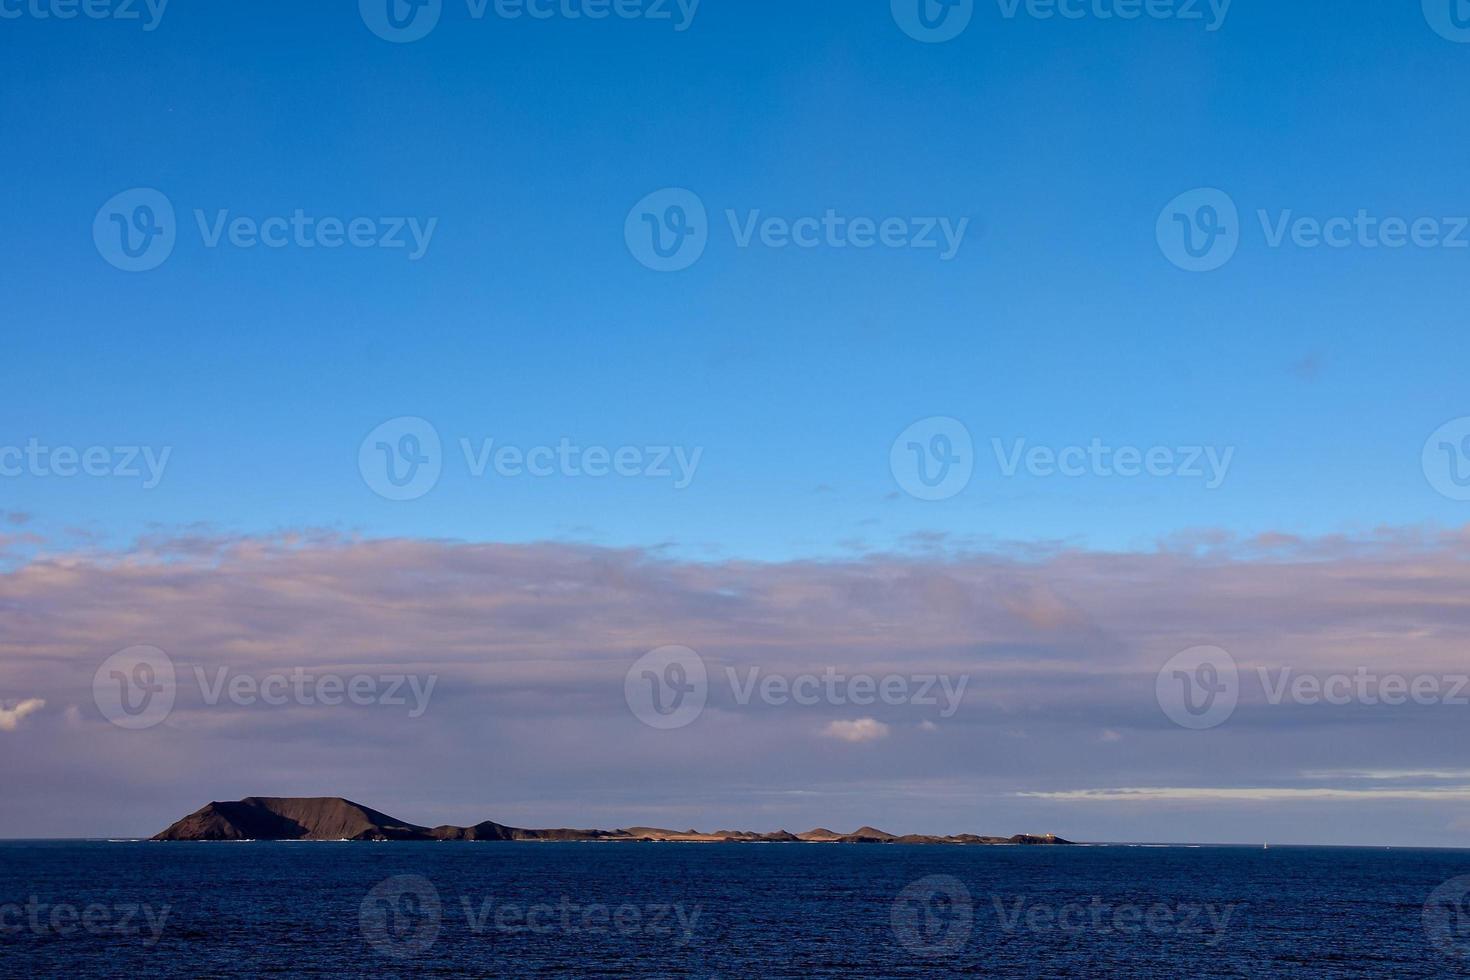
[4,841,1470,977]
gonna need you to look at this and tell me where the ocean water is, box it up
[3,841,1470,977]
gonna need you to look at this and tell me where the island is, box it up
[152,797,1074,845]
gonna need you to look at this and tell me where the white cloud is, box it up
[821,718,890,743]
[1300,768,1470,781]
[1019,786,1470,802]
[0,698,45,732]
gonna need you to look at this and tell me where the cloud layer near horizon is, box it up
[5,527,1470,843]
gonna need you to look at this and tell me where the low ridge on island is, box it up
[152,797,1074,845]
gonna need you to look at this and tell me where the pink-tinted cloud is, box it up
[5,527,1470,843]
[821,718,890,743]
[0,698,45,732]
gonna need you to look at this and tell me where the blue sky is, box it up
[3,1,1469,558]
